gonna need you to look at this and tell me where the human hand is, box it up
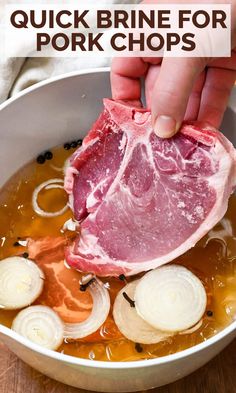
[111,2,236,138]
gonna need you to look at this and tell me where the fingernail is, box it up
[154,115,177,138]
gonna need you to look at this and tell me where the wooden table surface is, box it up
[0,338,235,393]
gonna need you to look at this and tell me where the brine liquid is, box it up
[0,145,236,362]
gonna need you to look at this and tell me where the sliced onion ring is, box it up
[135,265,207,332]
[50,158,72,174]
[179,319,203,335]
[32,178,68,217]
[0,257,44,310]
[12,305,64,350]
[64,276,110,339]
[113,281,173,344]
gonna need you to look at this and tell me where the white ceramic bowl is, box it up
[0,68,235,392]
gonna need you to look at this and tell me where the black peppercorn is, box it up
[119,274,126,281]
[71,141,78,148]
[64,143,71,150]
[37,155,45,164]
[22,252,29,258]
[13,241,20,247]
[44,151,53,160]
[207,310,213,317]
[135,343,143,353]
[77,139,83,146]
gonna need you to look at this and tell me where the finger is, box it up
[184,71,206,121]
[198,67,236,128]
[111,57,148,103]
[151,57,206,138]
[209,50,236,71]
[145,64,161,109]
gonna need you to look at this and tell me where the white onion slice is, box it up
[49,158,73,174]
[0,257,44,310]
[12,305,64,350]
[135,265,207,332]
[50,164,63,172]
[113,281,173,344]
[32,178,68,217]
[17,240,28,247]
[64,276,110,339]
[179,319,203,335]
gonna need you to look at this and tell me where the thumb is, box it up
[151,57,206,138]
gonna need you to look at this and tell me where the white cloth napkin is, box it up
[0,0,139,104]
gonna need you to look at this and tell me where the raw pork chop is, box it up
[64,99,236,277]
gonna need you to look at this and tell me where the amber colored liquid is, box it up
[0,145,236,362]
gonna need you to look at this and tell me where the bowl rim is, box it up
[0,66,235,370]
